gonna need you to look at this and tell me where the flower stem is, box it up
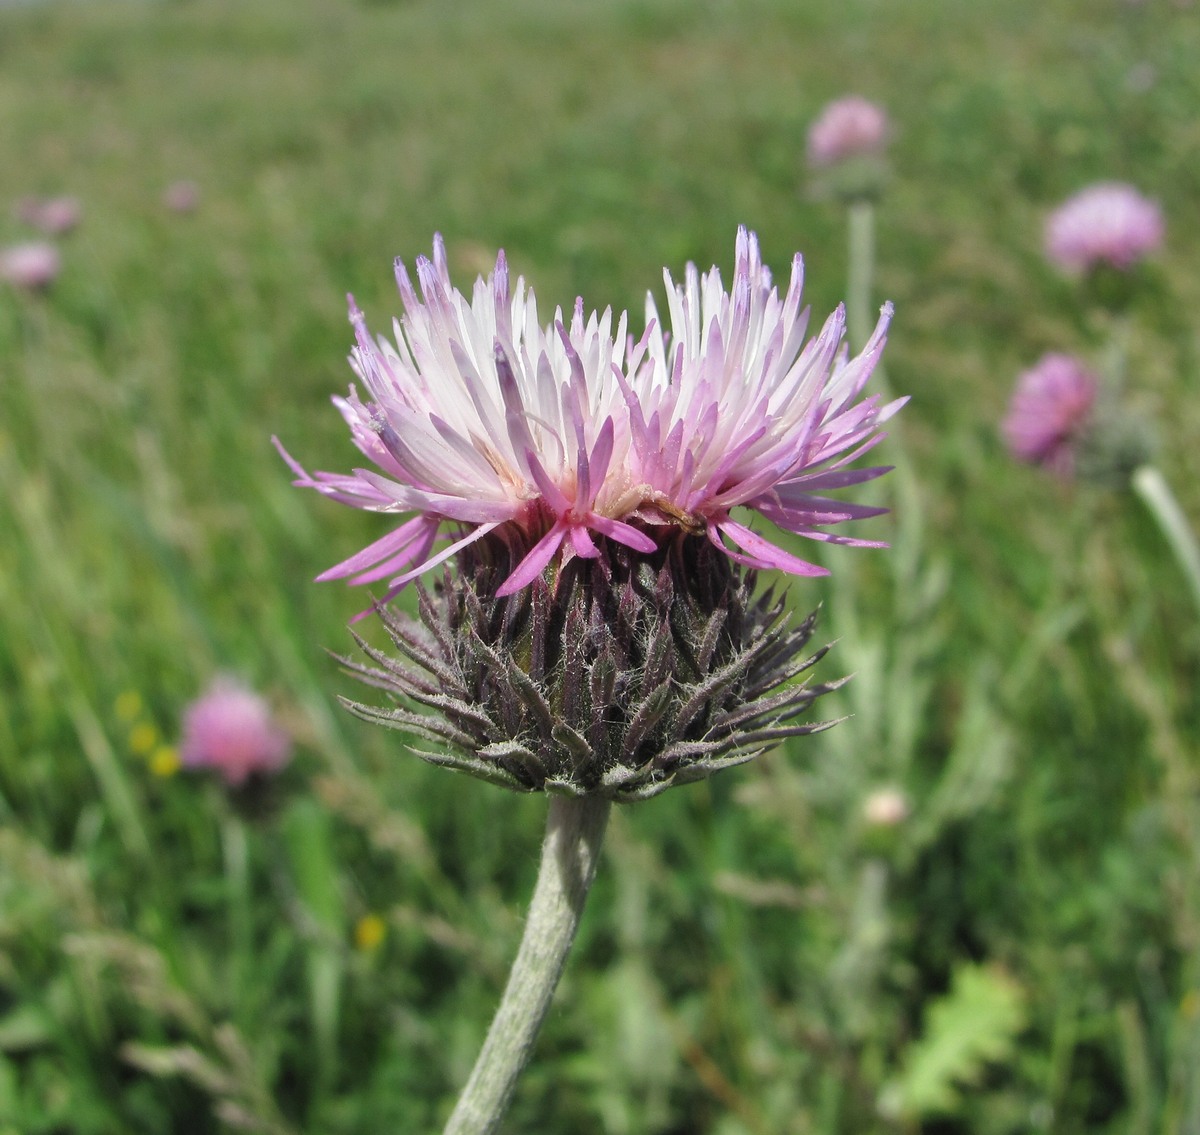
[847,197,898,412]
[843,195,918,590]
[443,794,611,1135]
[846,199,875,355]
[221,808,252,1005]
[1131,464,1200,620]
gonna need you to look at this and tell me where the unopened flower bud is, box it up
[862,787,909,827]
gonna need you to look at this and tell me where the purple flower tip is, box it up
[179,678,292,786]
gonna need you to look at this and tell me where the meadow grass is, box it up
[2,0,1200,1131]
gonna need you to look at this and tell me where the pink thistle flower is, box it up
[1044,182,1164,272]
[36,196,82,235]
[278,228,904,605]
[163,180,201,213]
[180,678,291,786]
[15,195,81,234]
[0,241,61,290]
[1002,353,1098,477]
[807,96,890,167]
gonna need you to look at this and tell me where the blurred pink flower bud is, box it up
[862,788,909,827]
[1044,183,1163,272]
[1002,353,1098,478]
[163,180,201,213]
[180,677,292,787]
[807,96,890,167]
[1,242,61,290]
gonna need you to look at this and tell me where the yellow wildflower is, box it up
[150,746,181,778]
[354,913,387,953]
[115,690,144,722]
[129,722,158,755]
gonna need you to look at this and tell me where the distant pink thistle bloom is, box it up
[278,228,904,605]
[164,180,201,213]
[1002,353,1098,477]
[0,241,61,290]
[807,96,890,167]
[15,195,81,234]
[180,678,291,786]
[1045,183,1164,272]
[36,196,82,235]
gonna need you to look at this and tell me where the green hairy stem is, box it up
[443,795,611,1134]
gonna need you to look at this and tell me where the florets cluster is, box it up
[278,228,903,607]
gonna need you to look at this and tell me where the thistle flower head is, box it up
[1044,182,1164,273]
[163,180,201,214]
[1,241,60,290]
[16,195,81,235]
[278,227,903,607]
[1002,353,1098,478]
[180,678,292,787]
[806,96,890,167]
[289,231,904,798]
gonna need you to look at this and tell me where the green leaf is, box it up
[0,1004,52,1053]
[881,963,1026,1120]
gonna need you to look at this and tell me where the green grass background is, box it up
[2,0,1200,1131]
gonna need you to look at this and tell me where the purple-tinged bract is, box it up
[1045,183,1164,272]
[279,228,903,606]
[1002,353,1098,478]
[341,537,843,800]
[180,678,292,787]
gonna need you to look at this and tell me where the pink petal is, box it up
[315,515,436,581]
[714,519,830,577]
[587,513,658,553]
[497,522,568,596]
[569,524,600,559]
